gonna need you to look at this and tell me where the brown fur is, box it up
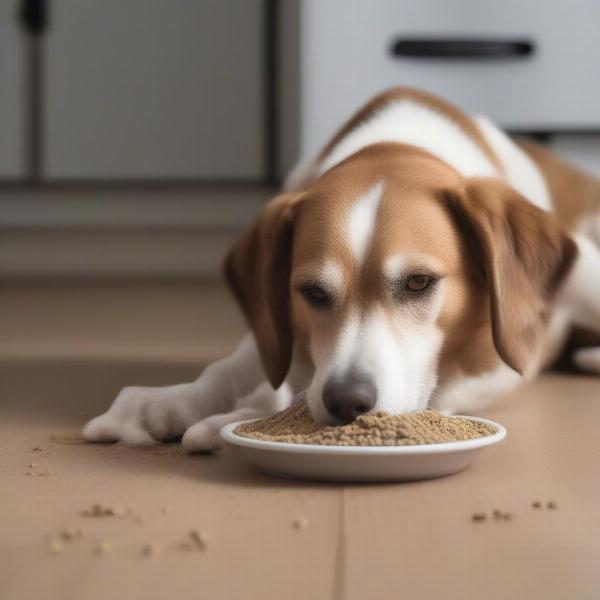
[445,178,578,375]
[224,193,301,387]
[517,138,600,231]
[319,87,503,173]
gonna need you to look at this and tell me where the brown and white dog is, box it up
[84,87,600,451]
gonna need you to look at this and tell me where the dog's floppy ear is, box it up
[223,193,301,388]
[446,178,577,375]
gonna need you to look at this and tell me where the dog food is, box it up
[81,504,126,517]
[292,517,310,530]
[235,403,496,446]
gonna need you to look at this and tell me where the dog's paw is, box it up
[82,412,156,446]
[181,382,295,453]
[182,421,221,452]
[82,385,193,446]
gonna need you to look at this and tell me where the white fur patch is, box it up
[320,260,344,291]
[475,115,551,211]
[306,308,442,424]
[430,363,522,415]
[319,100,499,179]
[347,181,384,263]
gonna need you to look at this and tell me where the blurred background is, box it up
[2,0,600,367]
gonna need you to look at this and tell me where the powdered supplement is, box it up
[234,403,496,446]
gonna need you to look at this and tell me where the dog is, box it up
[83,87,600,451]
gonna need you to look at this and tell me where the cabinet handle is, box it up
[391,38,534,60]
[18,0,48,36]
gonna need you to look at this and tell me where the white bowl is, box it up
[220,416,507,483]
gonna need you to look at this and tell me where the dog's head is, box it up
[225,144,576,424]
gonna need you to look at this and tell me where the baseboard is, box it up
[0,185,272,277]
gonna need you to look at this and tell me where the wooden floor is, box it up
[1,283,599,600]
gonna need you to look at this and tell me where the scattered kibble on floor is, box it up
[547,501,558,509]
[59,527,84,542]
[141,542,161,558]
[292,517,310,530]
[32,447,47,452]
[189,530,208,551]
[94,540,114,556]
[82,504,126,517]
[471,512,486,522]
[532,501,542,509]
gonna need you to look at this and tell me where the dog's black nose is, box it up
[323,375,377,424]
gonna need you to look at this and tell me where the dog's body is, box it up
[84,88,600,451]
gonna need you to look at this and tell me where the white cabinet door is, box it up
[300,0,600,159]
[0,2,26,178]
[44,0,264,179]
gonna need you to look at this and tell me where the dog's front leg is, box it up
[82,334,290,451]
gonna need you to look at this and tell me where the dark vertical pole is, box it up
[19,0,48,182]
[264,0,278,185]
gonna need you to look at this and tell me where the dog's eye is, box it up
[406,275,433,292]
[300,284,332,308]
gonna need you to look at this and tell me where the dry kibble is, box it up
[235,404,496,446]
[492,510,512,521]
[293,517,310,530]
[532,501,542,509]
[141,542,161,557]
[94,540,113,556]
[59,527,84,542]
[547,501,558,510]
[29,463,38,468]
[189,530,208,551]
[471,512,486,522]
[32,447,47,452]
[82,504,126,517]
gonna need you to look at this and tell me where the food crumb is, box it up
[547,501,558,510]
[94,540,114,556]
[82,504,126,517]
[60,527,84,542]
[32,446,47,452]
[189,530,208,551]
[49,539,63,554]
[471,512,486,522]
[292,517,310,530]
[29,463,38,468]
[532,501,542,509]
[492,509,512,521]
[141,542,161,558]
